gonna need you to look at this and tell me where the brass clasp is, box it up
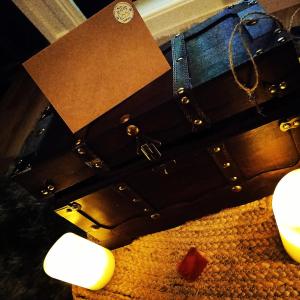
[280,117,300,132]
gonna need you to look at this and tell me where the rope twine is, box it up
[228,12,284,100]
[288,6,300,32]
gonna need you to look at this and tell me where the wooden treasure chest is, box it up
[8,0,300,248]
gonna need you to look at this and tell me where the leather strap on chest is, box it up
[171,33,210,132]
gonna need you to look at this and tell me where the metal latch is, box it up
[73,138,108,170]
[280,117,300,132]
[152,160,177,176]
[57,201,107,230]
[126,124,162,161]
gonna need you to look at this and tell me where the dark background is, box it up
[0,1,113,299]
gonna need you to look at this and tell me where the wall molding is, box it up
[13,0,236,44]
[12,0,86,43]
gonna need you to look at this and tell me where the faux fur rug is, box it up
[0,176,76,300]
[72,196,300,299]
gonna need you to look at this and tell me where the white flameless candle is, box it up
[272,169,300,263]
[43,233,115,290]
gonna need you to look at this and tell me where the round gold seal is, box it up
[113,2,134,24]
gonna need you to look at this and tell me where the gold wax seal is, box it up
[113,2,134,24]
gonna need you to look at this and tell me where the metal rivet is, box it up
[279,81,287,90]
[17,159,23,165]
[255,49,263,56]
[70,202,81,210]
[181,96,190,105]
[283,123,291,130]
[213,146,221,153]
[40,113,47,119]
[193,119,203,126]
[274,28,282,35]
[223,162,231,168]
[176,57,183,62]
[177,87,185,95]
[77,147,86,155]
[91,224,100,230]
[268,85,277,95]
[232,185,242,192]
[120,114,131,124]
[231,176,238,182]
[47,184,55,191]
[94,162,102,168]
[75,139,82,146]
[41,189,49,195]
[37,128,45,136]
[277,36,286,43]
[293,121,300,127]
[245,19,258,26]
[118,184,126,191]
[248,0,257,5]
[132,198,140,203]
[150,213,160,220]
[126,125,139,136]
[144,208,150,213]
[175,33,180,37]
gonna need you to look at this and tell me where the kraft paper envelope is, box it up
[24,0,170,133]
[259,0,300,13]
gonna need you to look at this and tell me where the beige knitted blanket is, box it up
[72,196,300,299]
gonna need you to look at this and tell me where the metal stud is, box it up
[77,147,86,155]
[118,184,126,191]
[177,87,185,95]
[91,224,100,230]
[223,162,231,168]
[70,202,81,210]
[175,33,180,37]
[94,162,102,168]
[213,146,221,153]
[176,57,183,62]
[293,121,300,127]
[47,184,55,191]
[282,123,291,131]
[268,85,277,95]
[232,185,242,192]
[37,128,45,136]
[193,119,203,126]
[279,81,287,90]
[150,213,161,220]
[41,189,49,196]
[274,28,282,35]
[120,114,131,124]
[181,96,190,105]
[132,198,140,203]
[231,176,238,182]
[277,36,286,43]
[245,19,258,26]
[255,49,263,56]
[248,0,257,5]
[126,125,139,136]
[144,208,150,213]
[75,139,82,146]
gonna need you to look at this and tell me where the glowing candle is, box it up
[272,169,300,263]
[43,233,115,290]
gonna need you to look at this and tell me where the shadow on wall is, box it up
[0,176,82,300]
